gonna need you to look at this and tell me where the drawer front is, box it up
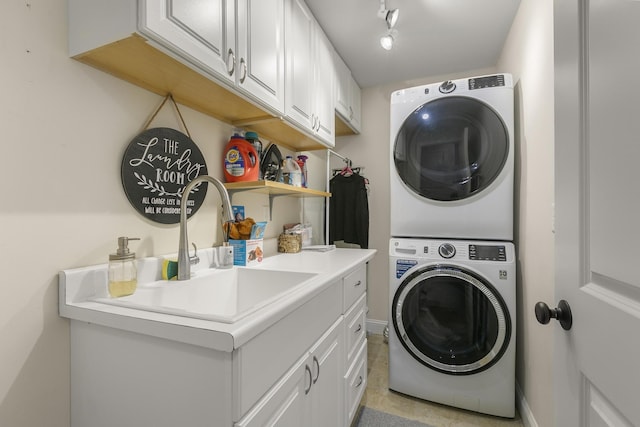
[234,280,342,419]
[344,339,367,426]
[344,293,367,367]
[343,264,366,311]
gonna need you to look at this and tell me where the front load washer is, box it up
[390,74,514,240]
[388,237,516,418]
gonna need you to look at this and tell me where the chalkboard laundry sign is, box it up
[121,127,208,224]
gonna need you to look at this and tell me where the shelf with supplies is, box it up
[224,181,330,220]
[224,180,330,198]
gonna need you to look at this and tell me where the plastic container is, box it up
[282,156,302,187]
[296,155,308,188]
[244,131,263,179]
[108,237,139,298]
[223,134,259,182]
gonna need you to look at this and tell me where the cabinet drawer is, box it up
[344,293,366,367]
[344,339,367,426]
[343,265,366,311]
[234,280,342,419]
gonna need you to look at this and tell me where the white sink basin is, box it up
[92,267,317,323]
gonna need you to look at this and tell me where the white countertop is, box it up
[59,248,376,352]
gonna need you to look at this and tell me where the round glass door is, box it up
[393,96,509,201]
[392,265,511,375]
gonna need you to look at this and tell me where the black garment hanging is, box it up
[329,172,369,249]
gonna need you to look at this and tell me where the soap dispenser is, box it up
[108,237,140,298]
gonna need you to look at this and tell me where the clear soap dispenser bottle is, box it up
[108,237,140,298]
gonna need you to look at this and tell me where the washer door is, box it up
[393,96,509,201]
[392,265,511,375]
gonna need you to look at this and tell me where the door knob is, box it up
[535,300,573,331]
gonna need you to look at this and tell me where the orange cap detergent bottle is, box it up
[223,133,259,182]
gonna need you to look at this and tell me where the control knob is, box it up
[438,243,456,259]
[439,80,456,94]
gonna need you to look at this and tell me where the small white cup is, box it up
[215,245,234,269]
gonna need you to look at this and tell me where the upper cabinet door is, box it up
[313,26,335,146]
[236,0,286,114]
[139,0,236,84]
[285,0,315,130]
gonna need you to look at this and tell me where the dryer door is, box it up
[392,265,511,375]
[393,96,509,201]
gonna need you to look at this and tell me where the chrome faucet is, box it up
[177,175,234,280]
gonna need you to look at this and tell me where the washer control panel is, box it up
[390,238,512,264]
[469,244,507,261]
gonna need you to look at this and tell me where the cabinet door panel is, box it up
[236,0,285,112]
[313,26,335,145]
[310,317,344,427]
[345,340,367,426]
[235,355,310,427]
[285,0,314,129]
[140,0,234,82]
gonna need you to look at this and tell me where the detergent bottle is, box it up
[282,156,302,187]
[223,133,259,182]
[296,155,308,188]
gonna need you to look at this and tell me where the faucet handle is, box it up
[189,242,200,265]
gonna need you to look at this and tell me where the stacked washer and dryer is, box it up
[388,74,516,418]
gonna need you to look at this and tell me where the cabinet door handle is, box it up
[354,324,362,334]
[312,356,320,384]
[355,375,363,388]
[239,58,247,84]
[354,280,362,287]
[227,48,235,76]
[304,364,312,395]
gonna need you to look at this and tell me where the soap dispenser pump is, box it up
[108,236,140,298]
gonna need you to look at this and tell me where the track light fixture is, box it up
[378,0,399,50]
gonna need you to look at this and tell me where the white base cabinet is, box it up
[68,262,370,427]
[236,317,344,427]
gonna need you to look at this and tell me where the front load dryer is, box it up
[388,237,516,418]
[390,74,514,240]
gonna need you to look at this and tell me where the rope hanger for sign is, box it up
[142,94,192,139]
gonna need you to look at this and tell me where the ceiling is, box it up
[305,0,521,88]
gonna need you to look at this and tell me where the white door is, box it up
[553,0,640,425]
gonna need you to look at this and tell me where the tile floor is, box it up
[361,334,525,427]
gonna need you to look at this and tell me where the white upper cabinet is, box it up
[141,0,284,114]
[285,0,335,147]
[313,26,335,146]
[236,0,286,113]
[333,51,362,134]
[140,0,236,84]
[68,0,358,149]
[285,0,315,130]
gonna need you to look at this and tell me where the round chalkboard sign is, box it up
[121,127,208,224]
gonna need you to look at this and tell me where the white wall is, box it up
[0,2,300,426]
[497,0,555,426]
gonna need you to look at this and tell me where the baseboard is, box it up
[366,319,387,336]
[516,382,539,427]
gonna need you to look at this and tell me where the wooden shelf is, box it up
[224,181,330,197]
[75,35,329,151]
